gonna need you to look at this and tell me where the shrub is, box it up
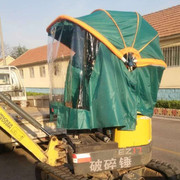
[155,100,180,109]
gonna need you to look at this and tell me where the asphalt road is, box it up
[152,116,180,168]
[0,116,179,180]
[0,147,36,180]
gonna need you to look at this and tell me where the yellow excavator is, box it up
[0,9,180,180]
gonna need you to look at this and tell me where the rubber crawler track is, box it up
[35,162,88,180]
[146,159,180,180]
[35,159,180,180]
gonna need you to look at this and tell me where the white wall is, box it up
[20,64,50,88]
[19,60,69,89]
[160,67,180,88]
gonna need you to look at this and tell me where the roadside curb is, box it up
[153,108,180,118]
[153,116,180,121]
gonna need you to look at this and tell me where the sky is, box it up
[0,0,179,50]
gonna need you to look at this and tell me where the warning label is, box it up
[0,113,13,129]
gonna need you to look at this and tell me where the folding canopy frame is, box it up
[47,9,166,130]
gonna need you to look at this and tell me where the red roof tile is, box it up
[10,43,71,67]
[143,5,180,38]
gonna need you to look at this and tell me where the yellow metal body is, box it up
[46,136,60,166]
[0,106,62,166]
[46,136,67,166]
[0,106,47,162]
[114,114,152,148]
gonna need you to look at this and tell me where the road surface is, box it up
[152,116,180,168]
[0,147,36,180]
[0,116,179,180]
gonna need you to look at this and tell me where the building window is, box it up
[20,69,24,79]
[54,64,60,76]
[39,66,46,77]
[29,67,35,78]
[162,46,180,67]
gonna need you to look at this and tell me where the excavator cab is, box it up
[46,9,167,177]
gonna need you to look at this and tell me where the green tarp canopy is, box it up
[47,9,166,130]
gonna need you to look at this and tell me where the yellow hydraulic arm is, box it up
[0,93,66,167]
[0,106,47,162]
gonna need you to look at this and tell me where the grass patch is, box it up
[26,92,48,96]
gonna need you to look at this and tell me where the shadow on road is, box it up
[0,147,37,180]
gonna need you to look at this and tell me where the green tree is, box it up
[10,45,28,59]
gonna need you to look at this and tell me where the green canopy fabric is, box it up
[48,10,165,130]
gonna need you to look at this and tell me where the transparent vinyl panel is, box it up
[48,21,99,109]
[48,23,69,102]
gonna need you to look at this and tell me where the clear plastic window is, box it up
[48,21,99,109]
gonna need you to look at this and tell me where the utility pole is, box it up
[0,17,6,66]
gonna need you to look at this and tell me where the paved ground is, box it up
[152,116,180,168]
[0,115,179,180]
[0,148,36,180]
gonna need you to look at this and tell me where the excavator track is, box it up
[146,159,180,180]
[35,159,180,180]
[35,162,87,180]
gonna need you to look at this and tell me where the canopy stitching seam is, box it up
[132,12,139,48]
[93,9,127,48]
[138,34,159,53]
